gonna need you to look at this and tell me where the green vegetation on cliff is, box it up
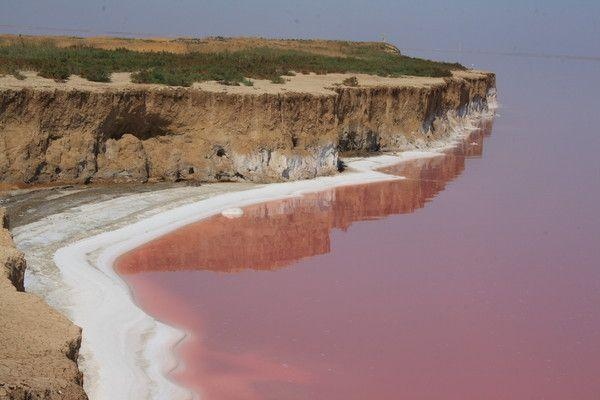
[0,37,465,86]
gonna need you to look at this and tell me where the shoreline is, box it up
[54,154,421,400]
[12,99,496,399]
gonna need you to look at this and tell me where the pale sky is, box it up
[1,0,599,59]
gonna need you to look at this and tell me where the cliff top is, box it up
[0,34,467,87]
[0,69,493,96]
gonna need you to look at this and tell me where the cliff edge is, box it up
[0,69,495,186]
[0,207,87,400]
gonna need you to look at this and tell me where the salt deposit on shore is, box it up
[11,105,495,399]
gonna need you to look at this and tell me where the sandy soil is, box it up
[0,70,489,96]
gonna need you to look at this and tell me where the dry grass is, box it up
[0,34,401,57]
[0,35,465,86]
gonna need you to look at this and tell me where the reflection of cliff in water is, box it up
[116,121,492,274]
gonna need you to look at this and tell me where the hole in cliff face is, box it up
[366,132,381,152]
[173,170,183,182]
[98,110,174,141]
[338,131,357,152]
[215,171,232,181]
[188,167,195,174]
[216,147,226,157]
[422,113,438,134]
[25,162,47,184]
[338,130,380,155]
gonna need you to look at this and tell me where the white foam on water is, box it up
[221,207,244,218]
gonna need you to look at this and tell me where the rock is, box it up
[94,133,148,182]
[0,208,88,400]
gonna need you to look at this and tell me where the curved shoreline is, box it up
[13,100,495,399]
[54,155,411,400]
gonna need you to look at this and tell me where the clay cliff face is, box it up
[0,70,495,185]
[335,72,493,152]
[0,208,87,400]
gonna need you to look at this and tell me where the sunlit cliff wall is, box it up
[0,207,87,400]
[0,71,494,185]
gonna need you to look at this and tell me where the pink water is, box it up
[115,56,600,400]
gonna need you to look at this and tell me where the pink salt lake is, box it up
[115,55,600,400]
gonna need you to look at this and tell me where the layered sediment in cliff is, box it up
[0,207,87,400]
[0,70,495,185]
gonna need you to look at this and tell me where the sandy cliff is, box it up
[0,207,87,400]
[0,70,495,185]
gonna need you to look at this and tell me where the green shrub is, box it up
[342,76,359,86]
[0,64,26,80]
[12,70,26,80]
[81,67,111,82]
[217,80,240,86]
[0,41,465,87]
[38,63,70,81]
[270,76,285,84]
[131,68,195,87]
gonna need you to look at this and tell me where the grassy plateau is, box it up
[0,35,465,87]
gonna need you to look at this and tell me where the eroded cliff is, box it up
[0,70,495,185]
[0,207,87,400]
